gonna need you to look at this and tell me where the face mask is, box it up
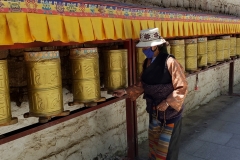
[142,48,154,58]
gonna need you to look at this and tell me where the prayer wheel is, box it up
[207,40,217,64]
[0,60,18,126]
[169,40,185,71]
[136,48,146,78]
[216,39,225,62]
[236,38,240,56]
[230,37,236,57]
[197,37,207,67]
[24,51,68,121]
[167,45,171,54]
[69,48,101,103]
[102,49,127,93]
[221,36,230,60]
[185,38,198,71]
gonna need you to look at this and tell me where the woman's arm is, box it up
[157,57,188,112]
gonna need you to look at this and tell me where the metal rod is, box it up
[229,60,234,95]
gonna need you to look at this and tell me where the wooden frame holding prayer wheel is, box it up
[0,60,18,126]
[23,51,70,123]
[197,37,208,68]
[68,48,106,107]
[185,38,198,72]
[169,40,185,71]
[101,49,128,94]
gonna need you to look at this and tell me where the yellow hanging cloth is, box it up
[27,13,52,42]
[173,21,179,37]
[113,18,125,40]
[167,21,174,37]
[210,23,215,35]
[178,21,184,36]
[0,14,13,45]
[188,22,193,36]
[47,15,68,43]
[214,23,218,34]
[6,13,33,43]
[204,23,208,35]
[155,21,162,35]
[196,22,201,35]
[183,22,189,36]
[78,17,95,42]
[63,16,80,42]
[148,20,155,28]
[207,23,212,35]
[140,20,148,30]
[123,19,132,39]
[192,22,197,36]
[161,21,168,37]
[102,18,116,40]
[91,17,105,40]
[200,23,205,35]
[132,20,141,39]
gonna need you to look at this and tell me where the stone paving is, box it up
[138,83,240,160]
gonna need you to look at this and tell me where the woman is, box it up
[113,28,188,160]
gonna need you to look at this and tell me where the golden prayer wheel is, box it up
[207,40,217,64]
[24,51,68,120]
[221,36,230,60]
[185,39,197,71]
[69,48,101,103]
[136,48,146,78]
[197,37,207,67]
[230,37,236,56]
[102,49,127,93]
[0,60,18,126]
[236,38,240,56]
[169,40,185,71]
[167,45,171,54]
[216,39,225,62]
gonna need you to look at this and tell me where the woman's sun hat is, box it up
[136,28,166,48]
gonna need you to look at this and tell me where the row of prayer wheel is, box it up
[0,48,128,126]
[136,36,240,74]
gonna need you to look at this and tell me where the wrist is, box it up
[123,88,127,95]
[165,100,169,107]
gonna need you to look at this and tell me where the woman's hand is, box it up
[112,89,126,97]
[157,100,169,111]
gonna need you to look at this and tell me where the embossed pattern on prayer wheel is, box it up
[169,40,185,71]
[0,60,16,125]
[207,40,217,64]
[70,48,101,103]
[216,39,225,61]
[167,45,171,54]
[197,37,207,67]
[24,51,63,117]
[221,36,230,60]
[185,39,197,71]
[236,38,240,56]
[230,37,236,56]
[102,49,127,93]
[136,48,146,78]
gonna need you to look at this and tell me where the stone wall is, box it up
[104,0,240,16]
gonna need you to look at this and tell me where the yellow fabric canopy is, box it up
[0,13,240,45]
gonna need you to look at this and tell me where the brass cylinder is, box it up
[221,36,230,60]
[169,40,185,71]
[24,51,63,117]
[207,40,217,64]
[136,48,146,78]
[236,38,240,56]
[102,49,127,93]
[216,39,224,61]
[230,37,236,56]
[167,45,171,54]
[0,60,17,125]
[70,48,101,103]
[197,37,207,67]
[185,39,197,71]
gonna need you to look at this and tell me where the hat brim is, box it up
[136,39,166,48]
